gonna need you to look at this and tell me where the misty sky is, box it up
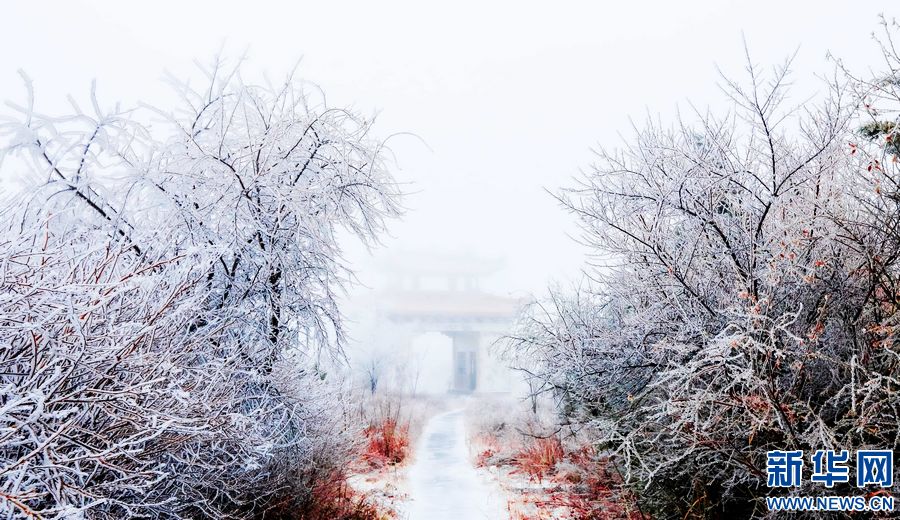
[1,1,891,297]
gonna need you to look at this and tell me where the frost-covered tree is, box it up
[0,58,399,519]
[507,28,900,518]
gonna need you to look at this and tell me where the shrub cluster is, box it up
[0,59,399,519]
[506,22,900,518]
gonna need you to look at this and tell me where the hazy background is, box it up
[1,0,890,301]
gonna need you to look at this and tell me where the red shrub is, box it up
[362,418,409,468]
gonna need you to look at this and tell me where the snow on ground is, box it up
[347,465,410,517]
[405,407,509,520]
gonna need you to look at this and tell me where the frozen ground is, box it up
[404,408,509,520]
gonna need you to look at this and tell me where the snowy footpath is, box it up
[404,409,509,520]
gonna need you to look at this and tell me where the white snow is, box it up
[405,408,508,520]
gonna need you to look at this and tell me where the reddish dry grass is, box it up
[545,458,644,520]
[479,434,645,519]
[473,432,501,468]
[306,472,386,520]
[262,470,388,520]
[362,417,410,468]
[513,436,565,482]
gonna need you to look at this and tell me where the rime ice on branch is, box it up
[505,23,900,518]
[0,58,400,519]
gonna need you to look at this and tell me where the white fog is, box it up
[1,2,897,519]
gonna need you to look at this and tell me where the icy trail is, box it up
[405,408,508,520]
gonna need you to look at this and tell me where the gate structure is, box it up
[372,255,523,393]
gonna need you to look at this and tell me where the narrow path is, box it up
[405,408,508,520]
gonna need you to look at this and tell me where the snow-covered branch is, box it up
[0,58,399,519]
